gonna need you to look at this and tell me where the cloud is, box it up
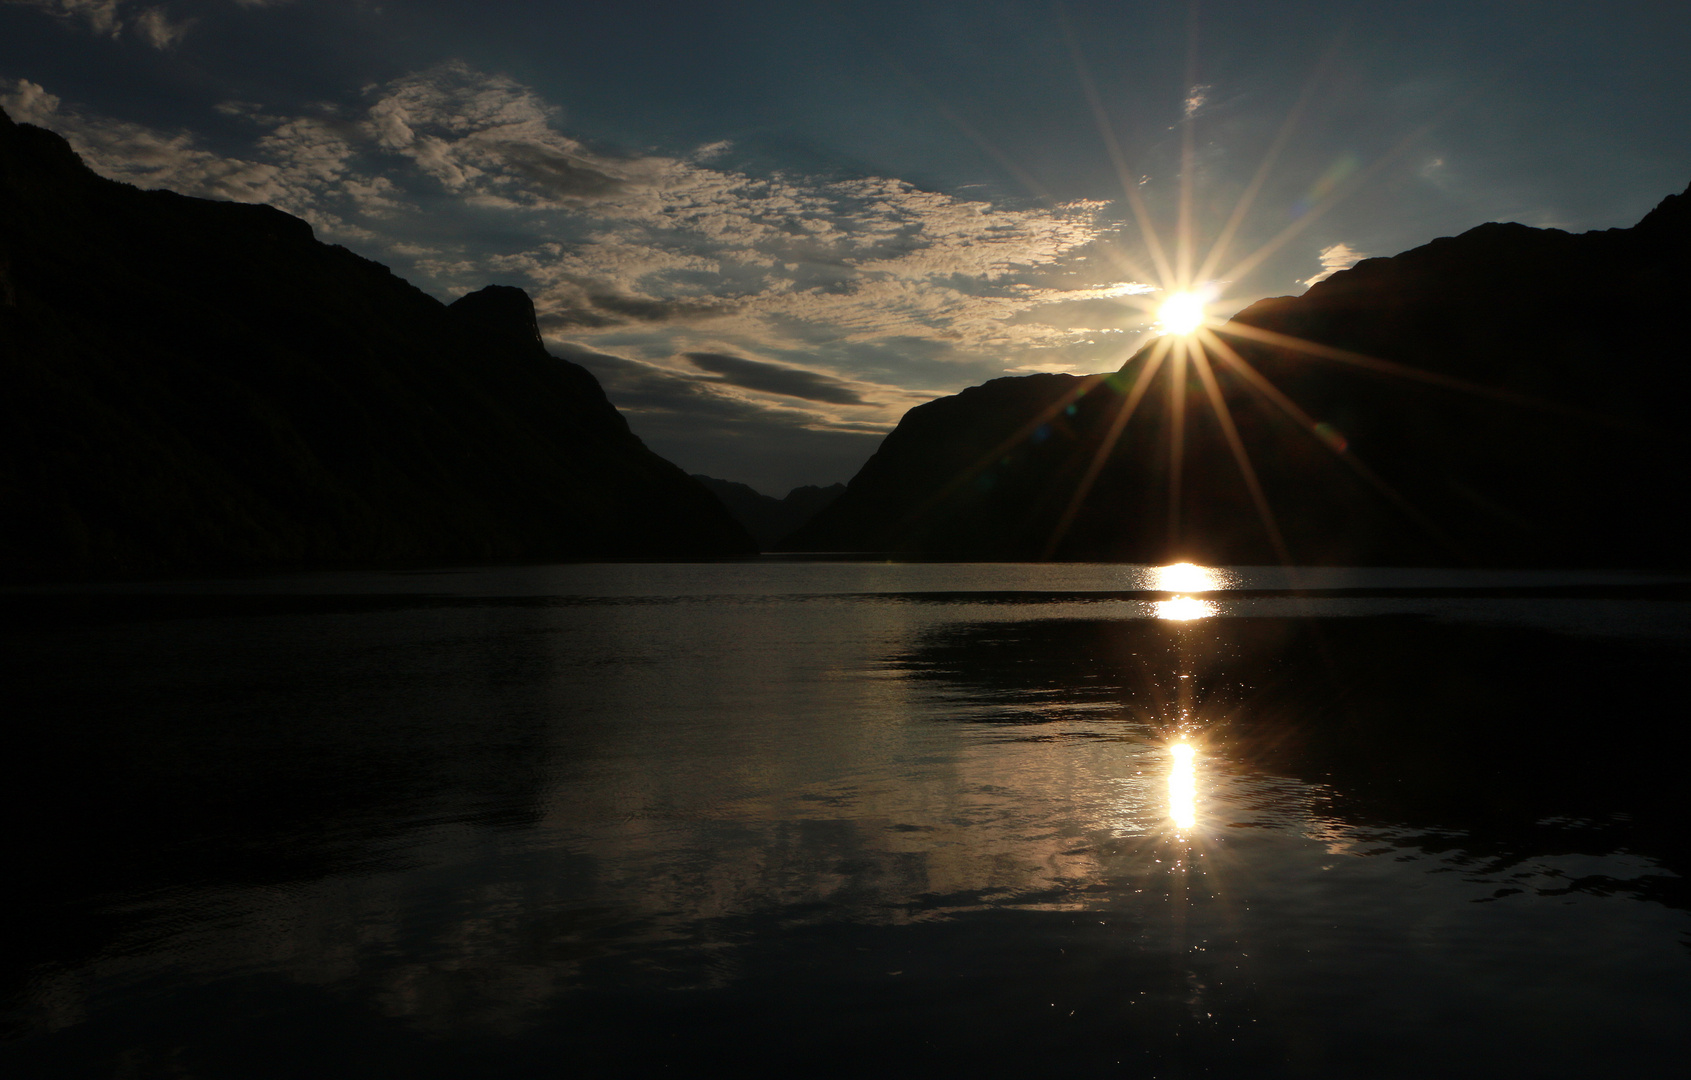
[0,79,61,125]
[8,84,285,203]
[499,171,1122,350]
[765,275,1151,342]
[5,79,409,237]
[1183,84,1212,119]
[587,292,728,322]
[132,6,191,48]
[536,309,622,331]
[15,64,1128,355]
[684,352,873,406]
[554,343,901,434]
[531,291,729,329]
[4,85,270,203]
[552,344,719,411]
[337,64,1129,350]
[14,0,124,38]
[1302,242,1368,286]
[555,343,860,427]
[552,346,886,493]
[495,140,624,199]
[15,0,192,49]
[8,64,1156,485]
[361,63,628,207]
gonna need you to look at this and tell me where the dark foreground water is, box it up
[3,562,1689,1078]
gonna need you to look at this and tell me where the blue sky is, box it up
[6,1,1690,493]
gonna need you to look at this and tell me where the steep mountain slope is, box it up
[0,107,753,577]
[785,185,1691,566]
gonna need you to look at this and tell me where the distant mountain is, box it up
[0,107,754,578]
[690,476,845,550]
[785,185,1691,566]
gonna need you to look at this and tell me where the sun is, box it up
[1158,291,1207,336]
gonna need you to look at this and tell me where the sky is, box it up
[5,1,1690,494]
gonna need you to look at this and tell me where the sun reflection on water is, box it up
[1168,742,1198,831]
[1154,596,1218,621]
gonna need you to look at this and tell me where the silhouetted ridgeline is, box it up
[787,185,1691,566]
[0,107,754,578]
[690,475,844,550]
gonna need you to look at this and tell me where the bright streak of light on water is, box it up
[1155,596,1218,621]
[1154,562,1220,592]
[1169,742,1198,830]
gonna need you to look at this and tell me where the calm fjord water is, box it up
[3,562,1689,1077]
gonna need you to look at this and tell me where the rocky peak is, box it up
[447,284,547,354]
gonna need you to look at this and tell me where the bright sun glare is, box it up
[1154,597,1216,621]
[1169,742,1197,830]
[984,43,1513,566]
[1157,291,1206,336]
[1154,562,1216,592]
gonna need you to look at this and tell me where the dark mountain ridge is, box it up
[786,184,1691,567]
[0,107,754,578]
[689,475,845,550]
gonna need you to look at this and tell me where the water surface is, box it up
[3,562,1688,1077]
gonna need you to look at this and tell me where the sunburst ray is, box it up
[1176,0,1203,289]
[1041,336,1172,557]
[1219,121,1440,286]
[1197,328,1468,558]
[1212,321,1595,419]
[1194,30,1348,286]
[1057,2,1173,286]
[849,5,1600,568]
[1189,347,1293,565]
[1166,337,1190,550]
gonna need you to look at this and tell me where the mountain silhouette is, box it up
[0,107,754,578]
[786,185,1691,566]
[689,476,845,550]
